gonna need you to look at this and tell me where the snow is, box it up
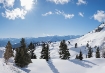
[68,23,105,48]
[0,40,105,73]
[0,23,105,73]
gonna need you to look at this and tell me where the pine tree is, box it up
[40,43,46,59]
[59,40,70,60]
[15,38,32,68]
[88,47,93,58]
[75,43,77,48]
[86,54,87,58]
[86,43,89,47]
[45,44,50,61]
[40,43,50,61]
[28,42,36,59]
[28,42,35,50]
[79,50,83,60]
[4,41,14,64]
[96,47,100,58]
[75,54,79,59]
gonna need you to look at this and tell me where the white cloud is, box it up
[0,0,15,8]
[47,0,70,4]
[76,0,87,5]
[79,12,84,17]
[64,14,74,19]
[20,0,37,10]
[2,8,27,20]
[0,0,37,20]
[55,9,74,19]
[42,9,74,19]
[4,0,15,7]
[92,10,105,22]
[42,11,53,16]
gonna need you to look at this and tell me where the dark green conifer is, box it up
[96,47,100,58]
[15,38,32,68]
[79,50,83,60]
[59,40,70,60]
[88,47,93,58]
[75,54,79,59]
[86,43,89,47]
[75,43,77,48]
[28,42,36,59]
[40,43,50,61]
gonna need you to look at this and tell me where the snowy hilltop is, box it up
[70,22,105,48]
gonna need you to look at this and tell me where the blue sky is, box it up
[0,0,105,38]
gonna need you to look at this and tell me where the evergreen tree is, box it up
[79,50,83,60]
[45,44,50,61]
[75,43,77,48]
[15,38,32,68]
[40,43,46,59]
[28,42,35,50]
[88,47,93,58]
[59,40,70,60]
[40,43,50,61]
[28,42,36,59]
[96,47,100,58]
[68,41,70,44]
[86,43,89,47]
[4,41,14,64]
[86,54,87,58]
[75,54,79,59]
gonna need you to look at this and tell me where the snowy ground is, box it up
[0,40,105,73]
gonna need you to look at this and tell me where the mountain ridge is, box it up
[0,35,81,47]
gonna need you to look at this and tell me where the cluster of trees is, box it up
[3,39,105,68]
[74,43,103,60]
[3,38,51,67]
[4,38,35,67]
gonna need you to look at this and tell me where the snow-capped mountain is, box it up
[0,35,81,47]
[70,22,105,48]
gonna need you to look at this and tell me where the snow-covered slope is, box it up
[70,23,105,48]
[0,42,105,73]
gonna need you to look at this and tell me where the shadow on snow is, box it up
[69,59,97,68]
[47,60,60,73]
[13,64,31,73]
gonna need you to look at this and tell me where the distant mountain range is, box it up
[0,35,81,47]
